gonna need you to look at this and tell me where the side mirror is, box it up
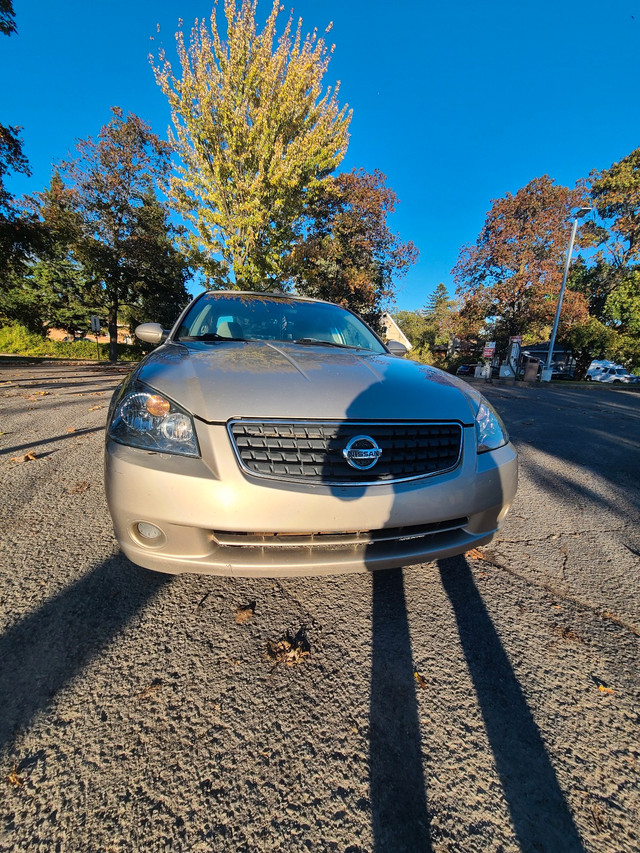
[135,323,169,345]
[386,339,409,356]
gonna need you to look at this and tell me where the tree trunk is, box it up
[108,299,118,362]
[574,350,592,381]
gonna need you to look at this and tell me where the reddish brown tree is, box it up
[452,175,587,348]
[287,169,418,327]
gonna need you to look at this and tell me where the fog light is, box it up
[137,522,163,540]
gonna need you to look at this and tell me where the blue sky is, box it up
[2,0,639,310]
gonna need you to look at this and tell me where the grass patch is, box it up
[0,324,143,361]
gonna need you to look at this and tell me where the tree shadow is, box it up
[438,555,586,853]
[483,384,640,499]
[369,568,432,851]
[0,555,171,752]
[0,426,104,457]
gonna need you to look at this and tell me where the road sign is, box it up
[91,316,101,333]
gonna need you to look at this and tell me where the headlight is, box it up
[108,381,200,457]
[475,399,509,453]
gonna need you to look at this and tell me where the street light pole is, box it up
[541,206,592,382]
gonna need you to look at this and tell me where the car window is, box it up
[175,294,386,353]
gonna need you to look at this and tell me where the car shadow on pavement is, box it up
[0,555,171,752]
[438,555,586,853]
[369,568,433,852]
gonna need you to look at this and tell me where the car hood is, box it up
[135,340,478,424]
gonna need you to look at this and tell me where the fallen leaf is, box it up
[136,678,163,699]
[66,427,76,434]
[10,451,37,464]
[466,548,484,560]
[414,671,428,690]
[8,765,23,788]
[69,481,90,495]
[598,685,614,695]
[551,624,583,644]
[267,627,310,667]
[591,802,608,831]
[89,405,104,411]
[235,600,256,624]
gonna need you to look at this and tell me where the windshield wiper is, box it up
[179,333,247,343]
[293,337,357,349]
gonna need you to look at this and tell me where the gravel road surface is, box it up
[0,360,638,853]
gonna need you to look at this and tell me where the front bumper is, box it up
[104,423,517,577]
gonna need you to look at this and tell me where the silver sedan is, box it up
[104,292,517,576]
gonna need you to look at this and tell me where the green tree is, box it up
[453,176,587,351]
[423,282,457,346]
[0,0,38,298]
[393,310,433,363]
[0,124,29,215]
[152,0,351,289]
[57,108,186,360]
[0,125,36,279]
[117,191,191,331]
[563,147,640,372]
[563,317,617,380]
[587,146,640,270]
[0,0,16,36]
[287,169,418,327]
[0,125,45,329]
[19,172,99,335]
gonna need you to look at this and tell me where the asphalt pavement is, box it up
[0,361,638,853]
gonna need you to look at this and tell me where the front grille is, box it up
[228,420,463,484]
[212,518,468,548]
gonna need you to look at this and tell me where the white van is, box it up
[586,361,639,384]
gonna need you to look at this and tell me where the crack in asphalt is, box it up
[496,524,636,545]
[478,552,640,639]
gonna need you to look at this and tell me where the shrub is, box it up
[0,324,143,361]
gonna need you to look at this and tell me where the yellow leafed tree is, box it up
[152,0,351,290]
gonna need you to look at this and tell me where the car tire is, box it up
[585,376,591,381]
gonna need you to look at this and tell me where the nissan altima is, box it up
[104,292,517,576]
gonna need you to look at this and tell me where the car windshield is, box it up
[174,293,386,353]
[615,368,627,375]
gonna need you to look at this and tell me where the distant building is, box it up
[47,324,132,344]
[380,313,412,351]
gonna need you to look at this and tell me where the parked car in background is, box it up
[455,363,477,377]
[586,361,639,384]
[105,291,518,577]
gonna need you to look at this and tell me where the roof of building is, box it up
[380,313,413,350]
